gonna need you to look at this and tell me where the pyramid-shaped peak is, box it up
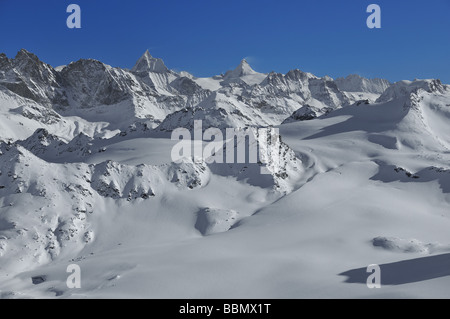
[235,58,256,75]
[142,50,152,59]
[132,50,168,74]
[15,49,41,63]
[225,58,257,79]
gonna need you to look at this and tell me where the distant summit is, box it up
[222,59,266,86]
[131,50,169,74]
[227,59,257,77]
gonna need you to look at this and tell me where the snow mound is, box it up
[195,208,239,236]
[372,237,443,254]
[282,105,333,123]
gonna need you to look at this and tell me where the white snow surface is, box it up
[1,50,450,299]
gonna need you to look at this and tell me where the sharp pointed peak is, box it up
[15,49,39,61]
[142,49,153,59]
[231,58,256,76]
[132,50,168,74]
[238,58,252,69]
[17,48,33,56]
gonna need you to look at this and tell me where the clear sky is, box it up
[0,0,449,83]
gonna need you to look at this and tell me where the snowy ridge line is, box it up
[0,49,412,141]
[1,49,448,142]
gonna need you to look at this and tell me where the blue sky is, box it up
[0,0,449,83]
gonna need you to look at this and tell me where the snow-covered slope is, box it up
[376,79,446,103]
[336,74,391,94]
[2,49,450,299]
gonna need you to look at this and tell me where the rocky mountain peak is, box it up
[131,50,169,74]
[228,59,257,78]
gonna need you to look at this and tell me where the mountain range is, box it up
[0,49,398,137]
[1,49,450,299]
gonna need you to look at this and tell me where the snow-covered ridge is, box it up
[377,79,446,103]
[335,74,391,94]
[0,141,212,270]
